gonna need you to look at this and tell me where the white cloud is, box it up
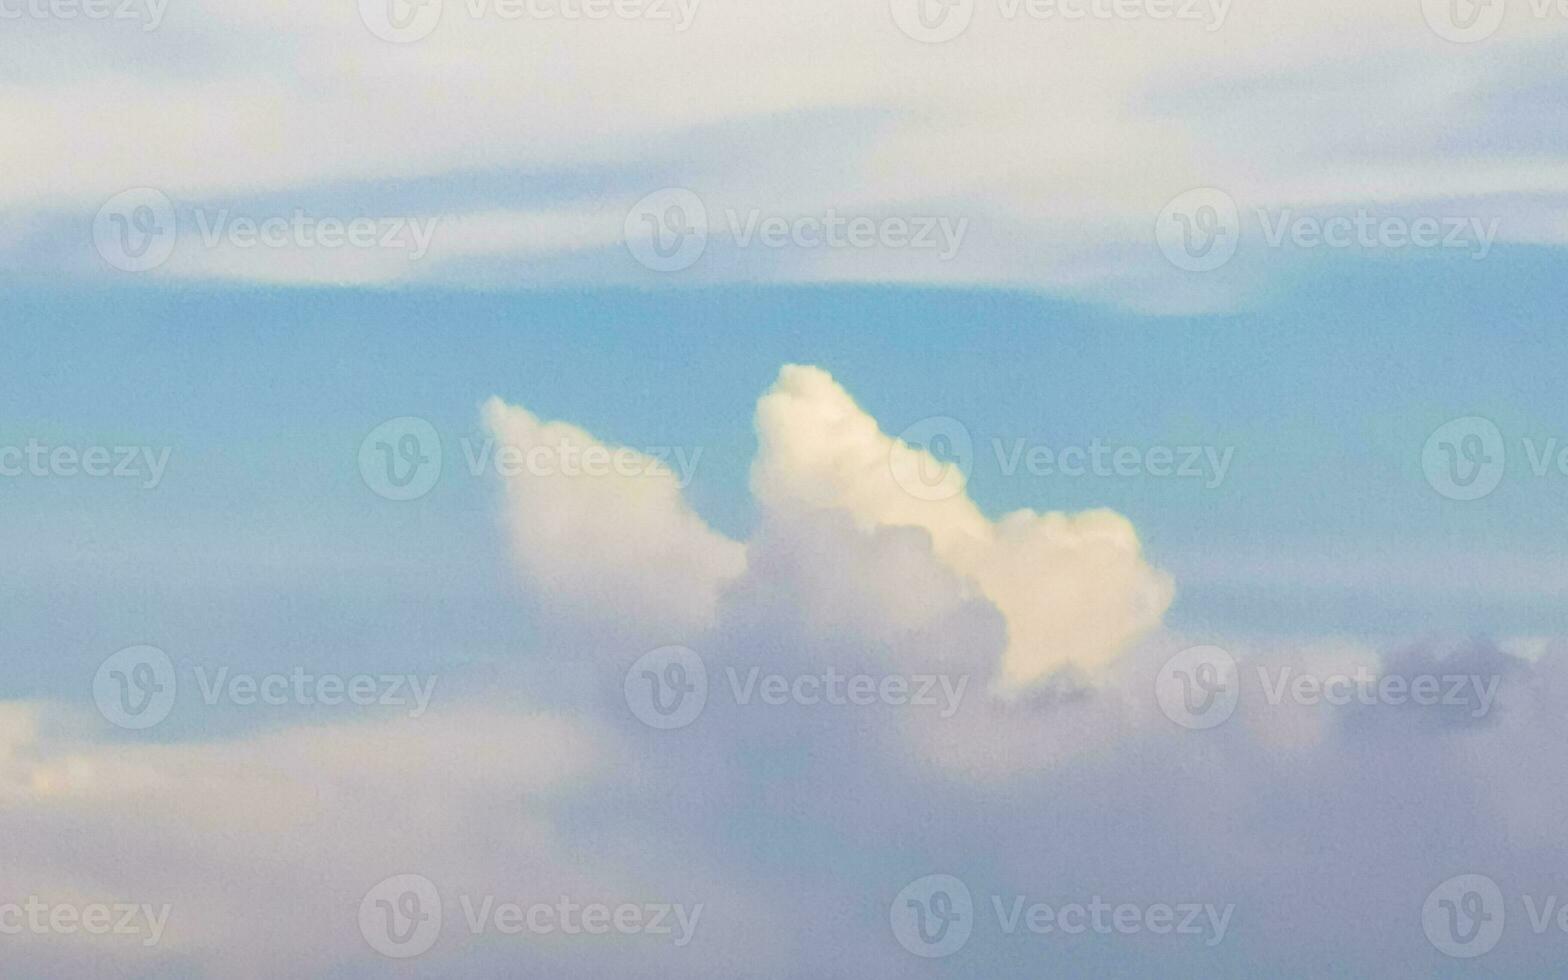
[483,397,747,636]
[753,365,1172,687]
[5,0,1566,302]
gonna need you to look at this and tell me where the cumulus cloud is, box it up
[753,364,1173,687]
[8,366,1567,976]
[485,365,1169,685]
[483,396,746,636]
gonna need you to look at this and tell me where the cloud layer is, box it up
[5,366,1565,975]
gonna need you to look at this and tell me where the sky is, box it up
[3,0,1568,975]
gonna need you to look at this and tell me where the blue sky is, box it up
[6,253,1565,707]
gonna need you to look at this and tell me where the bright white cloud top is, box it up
[487,364,1172,687]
